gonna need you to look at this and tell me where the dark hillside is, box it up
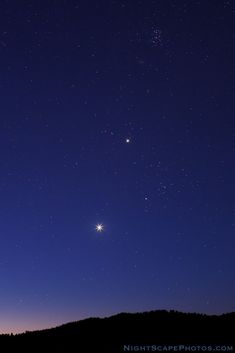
[0,310,234,352]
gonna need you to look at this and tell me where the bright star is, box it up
[95,223,104,232]
[126,138,131,143]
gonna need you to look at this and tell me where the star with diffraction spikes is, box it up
[95,223,104,233]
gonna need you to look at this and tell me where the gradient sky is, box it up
[0,0,234,334]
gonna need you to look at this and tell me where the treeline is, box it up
[0,310,234,352]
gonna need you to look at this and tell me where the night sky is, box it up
[0,0,234,334]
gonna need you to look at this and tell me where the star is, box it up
[95,223,104,232]
[125,138,131,144]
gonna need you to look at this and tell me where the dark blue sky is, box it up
[0,0,234,333]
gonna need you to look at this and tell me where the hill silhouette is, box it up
[0,310,234,352]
